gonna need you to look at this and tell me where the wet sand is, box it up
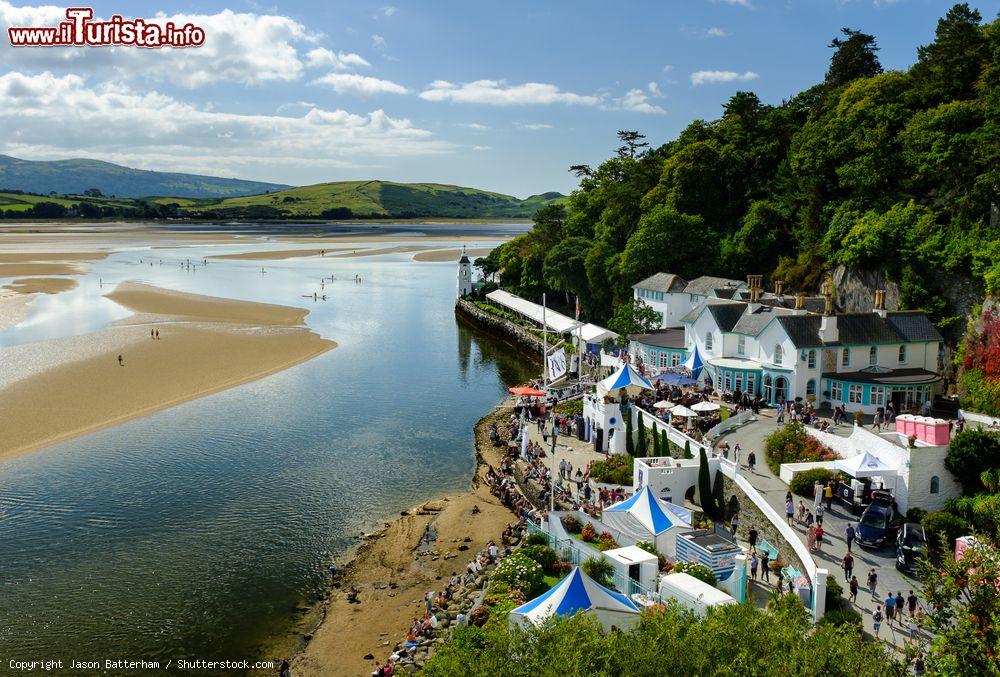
[331,245,438,258]
[293,406,514,677]
[3,277,79,294]
[0,282,335,461]
[208,248,358,261]
[411,247,495,262]
[0,251,109,263]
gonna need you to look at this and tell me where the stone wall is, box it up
[455,298,545,357]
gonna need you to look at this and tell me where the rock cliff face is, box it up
[828,266,901,314]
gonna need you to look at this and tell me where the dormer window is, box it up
[869,346,877,366]
[898,345,906,363]
[774,344,783,365]
[807,350,816,369]
[738,335,746,355]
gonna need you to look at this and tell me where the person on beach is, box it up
[117,354,123,366]
[151,329,155,340]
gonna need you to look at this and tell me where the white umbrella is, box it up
[653,400,673,410]
[691,401,720,412]
[669,405,698,418]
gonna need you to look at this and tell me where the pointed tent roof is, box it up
[681,346,704,379]
[599,362,653,396]
[604,485,688,534]
[835,451,899,478]
[509,567,639,627]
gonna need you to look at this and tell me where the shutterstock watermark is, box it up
[7,7,205,48]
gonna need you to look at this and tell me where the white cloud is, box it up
[459,122,490,130]
[312,72,407,96]
[0,3,323,87]
[372,34,387,50]
[647,82,662,97]
[715,0,752,7]
[305,48,371,70]
[606,88,665,114]
[690,70,759,85]
[471,145,492,151]
[380,6,397,17]
[420,80,600,106]
[663,65,674,72]
[706,27,730,37]
[513,122,553,130]
[0,72,451,178]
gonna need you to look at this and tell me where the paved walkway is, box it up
[716,412,927,654]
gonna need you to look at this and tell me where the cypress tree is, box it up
[625,412,635,456]
[698,447,715,519]
[637,414,647,457]
[652,424,661,457]
[683,440,693,459]
[712,469,726,522]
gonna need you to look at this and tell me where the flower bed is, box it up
[589,455,634,486]
[764,421,834,474]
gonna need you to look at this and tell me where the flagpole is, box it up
[542,292,548,390]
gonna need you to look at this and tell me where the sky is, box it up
[0,1,995,197]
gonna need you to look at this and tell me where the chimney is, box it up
[819,279,838,343]
[873,289,887,318]
[793,292,807,315]
[774,280,785,296]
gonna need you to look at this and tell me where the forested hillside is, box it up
[486,4,998,338]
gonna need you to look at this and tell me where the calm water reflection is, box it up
[0,241,536,665]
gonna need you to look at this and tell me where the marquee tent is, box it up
[602,486,687,554]
[834,451,899,478]
[509,567,640,632]
[669,405,698,418]
[598,363,653,398]
[681,347,704,380]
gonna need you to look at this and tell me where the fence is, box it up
[706,409,755,439]
[526,521,664,603]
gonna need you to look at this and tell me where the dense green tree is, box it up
[945,428,1000,492]
[912,3,989,103]
[607,299,662,337]
[542,236,590,305]
[825,28,883,87]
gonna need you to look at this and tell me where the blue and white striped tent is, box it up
[602,486,689,556]
[598,362,653,397]
[681,346,704,380]
[509,567,640,632]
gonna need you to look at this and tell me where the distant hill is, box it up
[0,155,291,199]
[157,181,566,219]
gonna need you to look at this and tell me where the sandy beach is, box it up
[3,277,79,294]
[0,282,335,461]
[208,247,359,261]
[293,406,515,677]
[411,247,495,262]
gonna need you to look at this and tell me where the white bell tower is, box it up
[457,246,472,297]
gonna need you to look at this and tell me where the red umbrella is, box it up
[509,386,547,397]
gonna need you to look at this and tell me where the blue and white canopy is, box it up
[509,567,639,632]
[598,362,653,397]
[604,485,687,535]
[681,346,704,380]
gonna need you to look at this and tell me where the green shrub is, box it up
[520,544,558,573]
[561,515,582,534]
[945,429,1000,493]
[636,540,667,570]
[905,507,927,524]
[819,608,863,631]
[764,421,834,474]
[582,556,614,587]
[673,561,717,586]
[491,553,545,597]
[596,531,619,551]
[524,532,549,546]
[789,469,839,497]
[589,455,633,485]
[825,576,844,613]
[554,399,583,416]
[921,511,970,549]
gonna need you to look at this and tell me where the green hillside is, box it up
[0,154,290,199]
[156,181,566,219]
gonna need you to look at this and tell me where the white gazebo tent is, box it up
[602,486,689,556]
[509,567,640,632]
[835,451,901,495]
[597,362,654,398]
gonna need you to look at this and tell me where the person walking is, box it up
[884,592,896,626]
[806,525,817,551]
[749,553,759,581]
[797,500,806,525]
[747,526,758,554]
[151,329,155,340]
[747,450,756,473]
[117,354,123,366]
[867,569,878,599]
[815,524,824,552]
[849,575,859,604]
[815,502,825,526]
[824,482,833,511]
[845,523,856,553]
[841,552,854,581]
[760,552,770,583]
[730,514,739,536]
[907,590,918,618]
[873,607,883,637]
[785,498,794,525]
[895,591,905,619]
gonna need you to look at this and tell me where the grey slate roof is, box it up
[630,328,686,350]
[683,276,744,296]
[886,311,944,343]
[821,367,941,385]
[731,305,795,335]
[705,303,747,332]
[776,316,823,348]
[632,272,687,293]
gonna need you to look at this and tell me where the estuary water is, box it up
[0,232,536,666]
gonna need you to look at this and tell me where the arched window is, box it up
[774,344,783,365]
[807,350,816,369]
[930,476,940,494]
[806,379,816,398]
[869,346,878,366]
[705,332,714,351]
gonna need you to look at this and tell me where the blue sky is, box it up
[0,1,994,196]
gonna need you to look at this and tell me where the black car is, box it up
[856,497,902,548]
[896,523,928,572]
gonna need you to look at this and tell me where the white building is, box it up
[631,274,746,329]
[457,249,473,297]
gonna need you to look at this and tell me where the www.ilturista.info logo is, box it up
[8,7,206,48]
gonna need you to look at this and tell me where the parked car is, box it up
[896,523,928,572]
[856,497,903,548]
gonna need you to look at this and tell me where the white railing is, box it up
[706,410,755,439]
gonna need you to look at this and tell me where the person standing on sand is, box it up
[151,329,155,340]
[155,330,160,340]
[118,354,123,366]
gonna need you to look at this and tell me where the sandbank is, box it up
[207,247,358,261]
[0,282,335,461]
[3,277,79,294]
[331,245,437,258]
[411,247,495,262]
